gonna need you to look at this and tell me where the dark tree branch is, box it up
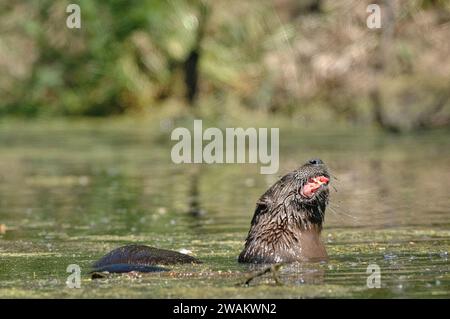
[184,2,210,106]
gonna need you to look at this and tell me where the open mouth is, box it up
[300,175,330,198]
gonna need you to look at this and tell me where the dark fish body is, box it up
[92,244,201,274]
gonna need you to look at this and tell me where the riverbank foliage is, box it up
[0,0,449,131]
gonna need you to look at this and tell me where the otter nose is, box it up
[308,158,324,165]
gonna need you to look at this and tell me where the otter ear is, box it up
[254,195,271,216]
[255,201,267,213]
[250,199,269,225]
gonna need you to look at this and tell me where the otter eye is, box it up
[308,158,323,165]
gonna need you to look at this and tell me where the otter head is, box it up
[238,159,331,264]
[294,158,330,222]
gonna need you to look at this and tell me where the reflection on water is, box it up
[0,121,448,298]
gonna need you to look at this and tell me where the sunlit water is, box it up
[0,119,448,298]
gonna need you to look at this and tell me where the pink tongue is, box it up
[302,183,316,197]
[301,176,329,198]
[317,176,329,184]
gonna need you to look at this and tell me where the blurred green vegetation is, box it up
[0,0,449,131]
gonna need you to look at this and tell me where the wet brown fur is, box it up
[238,160,330,263]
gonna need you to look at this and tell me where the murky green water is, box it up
[0,118,449,298]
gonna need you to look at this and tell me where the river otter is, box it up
[92,159,330,273]
[238,158,330,263]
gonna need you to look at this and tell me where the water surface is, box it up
[0,119,448,298]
